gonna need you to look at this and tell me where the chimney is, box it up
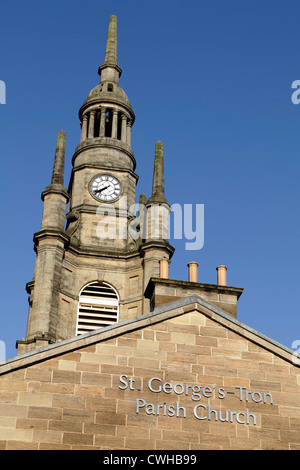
[188,261,199,282]
[216,265,227,286]
[160,258,170,279]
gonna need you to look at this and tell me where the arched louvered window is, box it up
[76,282,119,335]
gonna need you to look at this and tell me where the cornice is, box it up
[66,241,140,259]
[33,229,70,247]
[144,277,244,300]
[139,240,175,258]
[41,184,69,202]
[72,137,136,170]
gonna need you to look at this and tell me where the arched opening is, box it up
[94,109,101,137]
[105,109,113,137]
[76,281,119,335]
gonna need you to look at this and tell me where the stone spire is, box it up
[42,130,69,200]
[50,130,66,186]
[41,131,69,230]
[98,15,122,84]
[147,141,169,205]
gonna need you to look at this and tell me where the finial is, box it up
[104,15,118,66]
[147,141,169,205]
[98,15,122,83]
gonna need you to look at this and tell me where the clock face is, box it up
[90,174,122,202]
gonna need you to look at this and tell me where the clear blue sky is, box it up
[0,0,299,359]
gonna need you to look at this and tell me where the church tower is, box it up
[17,16,174,354]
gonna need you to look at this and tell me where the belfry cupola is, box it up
[77,15,135,152]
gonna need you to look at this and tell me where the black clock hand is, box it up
[96,184,110,193]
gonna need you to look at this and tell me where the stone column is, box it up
[112,109,118,138]
[99,106,106,137]
[80,114,88,142]
[126,120,132,146]
[88,110,95,138]
[121,114,127,142]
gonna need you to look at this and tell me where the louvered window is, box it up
[76,282,119,335]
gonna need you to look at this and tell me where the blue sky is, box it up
[0,0,299,359]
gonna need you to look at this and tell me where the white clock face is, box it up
[90,174,122,202]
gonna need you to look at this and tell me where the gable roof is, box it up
[0,295,299,375]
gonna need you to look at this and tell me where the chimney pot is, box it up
[216,265,227,286]
[160,258,170,279]
[188,261,199,282]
